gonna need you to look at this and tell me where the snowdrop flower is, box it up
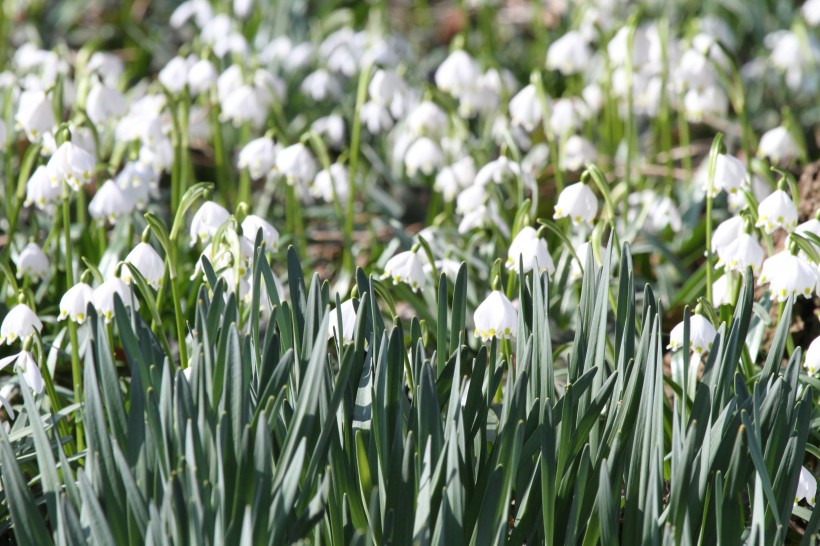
[238,137,277,180]
[86,51,124,85]
[311,115,346,150]
[758,126,800,163]
[435,157,476,202]
[804,337,820,374]
[0,350,43,394]
[47,142,96,190]
[369,69,406,106]
[668,314,717,353]
[522,144,550,176]
[554,182,598,225]
[301,69,341,101]
[221,85,264,128]
[15,90,55,141]
[506,227,555,274]
[803,0,820,25]
[190,201,230,246]
[717,233,764,275]
[407,101,448,137]
[404,137,444,177]
[756,189,797,233]
[684,86,728,122]
[92,277,138,323]
[712,275,733,306]
[59,282,94,324]
[361,102,394,134]
[311,163,349,203]
[86,80,126,124]
[328,299,357,345]
[187,59,218,95]
[241,215,279,250]
[473,290,517,341]
[546,31,592,75]
[158,56,192,94]
[435,50,481,97]
[708,154,750,196]
[711,216,745,253]
[560,135,596,171]
[14,243,49,282]
[796,467,817,506]
[276,143,318,187]
[122,243,165,289]
[475,156,522,186]
[0,303,43,345]
[759,251,818,301]
[550,99,582,137]
[170,0,212,28]
[89,179,134,223]
[509,84,542,132]
[383,250,426,291]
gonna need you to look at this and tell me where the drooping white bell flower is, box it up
[684,85,728,123]
[122,242,165,289]
[187,59,218,95]
[708,154,750,196]
[15,90,55,141]
[546,31,592,75]
[473,290,518,341]
[404,137,444,177]
[275,143,318,187]
[550,99,583,137]
[0,350,43,393]
[300,69,341,101]
[189,201,230,246]
[311,114,346,150]
[435,156,476,202]
[407,101,449,137]
[509,84,542,132]
[361,102,394,134]
[238,137,277,180]
[59,282,94,324]
[328,299,357,345]
[86,51,124,85]
[804,336,820,374]
[158,56,193,94]
[712,274,733,306]
[241,215,279,250]
[14,243,49,282]
[554,182,598,225]
[383,251,426,292]
[796,467,817,506]
[86,80,126,124]
[435,50,481,97]
[506,226,555,274]
[0,303,43,345]
[759,251,818,302]
[668,314,717,354]
[756,189,797,233]
[803,0,820,25]
[560,135,596,171]
[221,85,265,128]
[758,126,800,163]
[89,179,134,223]
[717,233,765,275]
[475,156,522,186]
[47,141,96,190]
[711,216,745,253]
[311,163,350,203]
[92,277,139,323]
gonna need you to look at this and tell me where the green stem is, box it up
[532,70,563,193]
[345,63,372,274]
[210,96,228,199]
[285,184,306,251]
[62,184,84,450]
[237,122,251,206]
[169,247,189,368]
[705,133,724,306]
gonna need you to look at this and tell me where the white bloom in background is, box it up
[475,156,522,186]
[506,226,554,274]
[89,179,133,223]
[0,304,43,345]
[190,201,230,246]
[361,102,394,134]
[15,90,55,141]
[796,467,817,506]
[369,69,405,105]
[709,154,750,196]
[407,101,448,137]
[92,277,139,323]
[187,59,218,95]
[435,157,475,202]
[122,242,165,289]
[546,31,591,75]
[627,191,683,233]
[473,290,518,341]
[59,282,94,324]
[221,85,264,128]
[86,80,126,124]
[803,0,820,25]
[717,233,764,275]
[383,250,426,291]
[435,50,481,97]
[712,275,732,306]
[170,0,212,28]
[756,189,797,233]
[759,251,818,301]
[509,84,542,132]
[550,99,582,137]
[241,215,279,250]
[158,56,192,94]
[14,243,49,282]
[758,126,799,163]
[328,299,357,345]
[312,114,346,149]
[668,314,717,353]
[804,337,820,374]
[87,51,124,85]
[711,216,745,253]
[404,137,444,177]
[560,135,596,171]
[554,182,598,225]
[684,85,728,122]
[0,350,43,393]
[311,163,350,203]
[456,181,488,214]
[47,142,96,190]
[522,143,550,176]
[301,69,341,101]
[238,137,277,180]
[275,143,318,187]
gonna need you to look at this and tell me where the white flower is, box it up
[221,85,264,128]
[187,59,218,95]
[0,304,43,345]
[59,282,94,324]
[86,81,126,124]
[301,69,341,101]
[803,0,820,25]
[89,179,134,223]
[554,182,598,225]
[712,275,733,306]
[435,50,481,97]
[756,189,797,233]
[506,227,554,274]
[25,165,61,211]
[159,56,192,94]
[804,337,820,374]
[405,137,444,177]
[47,142,96,190]
[668,314,717,353]
[241,215,279,250]
[275,143,318,187]
[369,69,406,106]
[14,243,49,282]
[122,242,165,289]
[550,99,582,137]
[712,216,745,253]
[759,251,819,301]
[190,201,230,246]
[311,115,346,150]
[407,101,448,137]
[796,467,817,506]
[15,90,55,141]
[0,350,43,394]
[717,233,764,275]
[92,277,139,323]
[361,102,394,134]
[560,135,596,171]
[709,154,750,196]
[328,299,356,345]
[473,290,517,341]
[509,84,542,132]
[311,163,349,203]
[383,251,426,292]
[758,126,799,163]
[684,86,728,122]
[238,137,277,180]
[546,31,592,75]
[475,156,522,186]
[435,157,475,202]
